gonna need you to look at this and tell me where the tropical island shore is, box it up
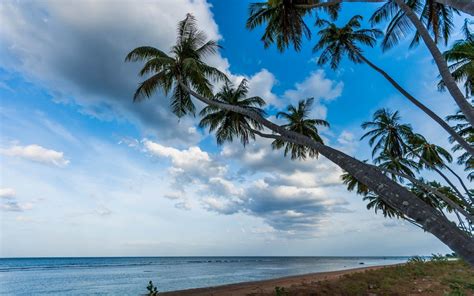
[160,260,472,296]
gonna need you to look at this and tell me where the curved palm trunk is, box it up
[354,51,474,157]
[179,81,474,265]
[393,0,474,127]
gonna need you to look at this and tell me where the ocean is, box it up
[0,256,408,295]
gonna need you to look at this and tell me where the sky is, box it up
[0,0,470,257]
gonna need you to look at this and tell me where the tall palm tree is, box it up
[314,15,474,156]
[125,14,227,117]
[272,98,329,159]
[361,109,413,158]
[370,0,459,50]
[439,19,474,98]
[199,79,266,146]
[246,0,339,52]
[128,13,474,265]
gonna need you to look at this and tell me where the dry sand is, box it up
[161,264,398,296]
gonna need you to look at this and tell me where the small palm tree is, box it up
[199,79,266,146]
[409,180,465,213]
[246,0,339,52]
[370,0,459,51]
[272,98,329,159]
[408,134,453,169]
[125,14,227,117]
[361,109,414,158]
[439,19,474,98]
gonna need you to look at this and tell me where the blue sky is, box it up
[0,0,469,257]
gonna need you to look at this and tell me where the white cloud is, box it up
[283,70,343,104]
[0,187,16,199]
[2,144,70,167]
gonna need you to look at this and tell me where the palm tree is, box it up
[125,14,227,117]
[271,98,329,159]
[408,134,453,169]
[361,109,413,158]
[246,0,340,52]
[363,194,404,218]
[447,109,474,181]
[439,19,474,98]
[314,15,474,156]
[128,13,474,265]
[375,152,420,181]
[370,0,459,50]
[199,79,266,146]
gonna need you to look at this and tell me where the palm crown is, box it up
[246,0,339,52]
[439,19,474,97]
[125,14,228,117]
[199,79,266,146]
[313,15,383,69]
[370,0,459,51]
[361,109,413,158]
[272,97,329,159]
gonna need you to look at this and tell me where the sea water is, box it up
[0,256,407,295]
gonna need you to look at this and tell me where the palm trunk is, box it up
[393,0,474,127]
[354,51,474,157]
[179,81,474,265]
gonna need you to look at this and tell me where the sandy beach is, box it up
[161,264,395,296]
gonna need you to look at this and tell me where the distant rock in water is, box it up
[359,262,365,265]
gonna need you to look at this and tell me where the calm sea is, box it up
[0,256,407,295]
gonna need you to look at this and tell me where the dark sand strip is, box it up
[161,264,400,296]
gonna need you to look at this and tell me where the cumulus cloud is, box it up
[1,144,70,167]
[0,0,225,146]
[138,138,350,235]
[0,187,33,212]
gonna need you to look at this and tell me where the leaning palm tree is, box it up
[361,109,413,158]
[199,79,266,146]
[272,98,329,159]
[128,13,474,265]
[439,19,474,98]
[370,0,459,50]
[314,15,474,156]
[125,13,227,117]
[408,134,453,169]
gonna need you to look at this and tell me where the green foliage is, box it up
[199,79,266,146]
[407,256,426,263]
[270,261,473,296]
[246,0,340,52]
[271,97,329,159]
[274,286,288,296]
[146,280,159,295]
[370,0,458,51]
[313,15,383,69]
[126,13,228,118]
[431,253,449,262]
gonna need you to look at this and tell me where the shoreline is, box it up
[161,263,402,296]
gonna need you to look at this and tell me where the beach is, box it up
[161,260,473,296]
[161,264,391,295]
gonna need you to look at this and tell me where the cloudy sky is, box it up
[0,0,468,257]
